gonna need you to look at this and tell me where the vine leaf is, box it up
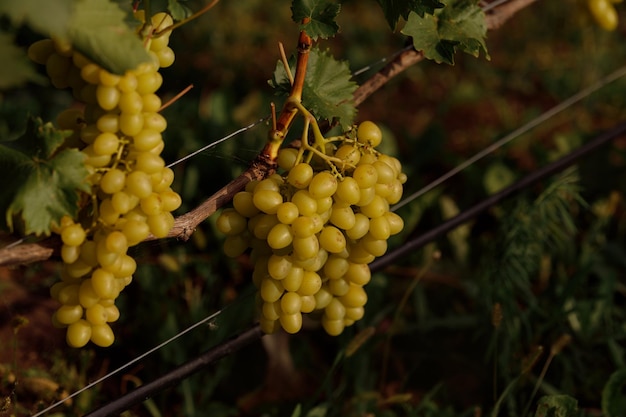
[291,0,341,39]
[0,33,46,89]
[534,395,578,417]
[602,368,626,417]
[167,0,193,21]
[375,0,445,30]
[0,0,73,37]
[270,47,357,130]
[402,0,488,65]
[68,0,152,74]
[0,117,90,236]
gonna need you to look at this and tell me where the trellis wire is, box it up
[392,64,626,211]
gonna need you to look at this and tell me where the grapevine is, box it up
[217,116,406,335]
[26,11,181,347]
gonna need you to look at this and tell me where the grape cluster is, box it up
[217,121,406,335]
[28,12,181,347]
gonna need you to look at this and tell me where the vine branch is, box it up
[0,0,539,267]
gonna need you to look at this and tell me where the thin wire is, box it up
[352,45,414,77]
[31,308,225,417]
[482,0,513,12]
[392,64,626,211]
[166,117,269,168]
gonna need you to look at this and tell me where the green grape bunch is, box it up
[27,12,181,348]
[217,121,406,335]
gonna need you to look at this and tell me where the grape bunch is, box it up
[28,12,181,347]
[217,121,406,335]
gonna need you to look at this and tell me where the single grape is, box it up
[282,266,304,292]
[291,190,318,217]
[66,319,92,348]
[280,292,302,315]
[345,262,371,286]
[318,226,347,254]
[357,121,382,147]
[308,171,338,199]
[267,223,293,250]
[279,312,303,334]
[287,163,314,189]
[322,317,345,336]
[56,304,84,325]
[91,323,115,347]
[339,284,368,308]
[61,223,86,246]
[297,271,322,296]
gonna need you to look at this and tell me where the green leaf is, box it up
[402,0,489,65]
[602,368,626,417]
[67,0,152,74]
[291,0,341,39]
[375,0,444,30]
[0,117,90,235]
[270,47,358,130]
[534,395,578,417]
[0,33,46,90]
[168,0,193,21]
[0,0,73,37]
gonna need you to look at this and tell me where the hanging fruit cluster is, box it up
[217,121,406,335]
[27,12,181,347]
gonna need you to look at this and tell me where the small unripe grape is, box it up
[280,312,303,334]
[314,286,333,309]
[357,121,382,147]
[330,204,356,230]
[323,255,350,280]
[277,148,298,170]
[322,317,345,336]
[325,298,346,320]
[280,292,302,315]
[340,285,368,308]
[61,223,86,246]
[91,323,115,347]
[287,163,314,189]
[126,171,153,198]
[61,244,80,266]
[56,305,84,325]
[93,132,120,156]
[276,202,299,224]
[292,235,319,260]
[297,271,322,296]
[334,144,361,168]
[267,254,292,280]
[143,112,167,133]
[66,319,92,347]
[261,278,284,303]
[319,226,347,254]
[105,231,128,254]
[119,113,144,136]
[100,169,126,195]
[282,266,304,292]
[86,303,108,325]
[96,85,120,110]
[262,300,282,320]
[267,223,293,250]
[157,47,175,68]
[369,216,391,240]
[147,212,174,238]
[345,262,371,286]
[79,279,100,308]
[223,235,249,257]
[253,189,283,214]
[335,177,361,205]
[233,191,259,218]
[216,209,247,236]
[329,277,350,296]
[308,171,338,199]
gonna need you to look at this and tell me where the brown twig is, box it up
[0,1,538,267]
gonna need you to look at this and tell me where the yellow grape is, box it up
[66,319,92,348]
[91,323,115,347]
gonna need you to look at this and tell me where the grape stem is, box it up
[262,18,312,161]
